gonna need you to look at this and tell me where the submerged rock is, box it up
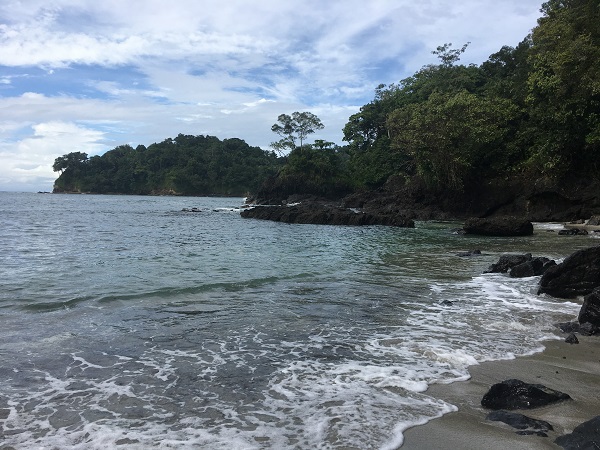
[555,415,600,449]
[486,410,554,437]
[558,321,600,336]
[538,246,600,298]
[463,216,534,236]
[456,249,482,257]
[481,379,571,410]
[558,228,588,236]
[556,321,581,333]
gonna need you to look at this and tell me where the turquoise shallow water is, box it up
[0,192,595,448]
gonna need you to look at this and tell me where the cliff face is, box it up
[251,174,600,222]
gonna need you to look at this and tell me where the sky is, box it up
[0,0,544,192]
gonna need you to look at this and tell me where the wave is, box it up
[18,273,315,313]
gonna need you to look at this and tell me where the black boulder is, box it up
[481,379,571,410]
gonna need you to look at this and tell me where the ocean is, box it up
[0,192,595,449]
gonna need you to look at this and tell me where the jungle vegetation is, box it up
[53,135,280,196]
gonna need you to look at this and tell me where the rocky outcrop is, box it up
[481,379,571,410]
[578,287,600,327]
[463,217,534,236]
[510,257,555,278]
[587,216,600,226]
[250,171,600,222]
[240,204,415,227]
[485,254,533,273]
[555,416,600,449]
[538,246,600,298]
[484,254,555,277]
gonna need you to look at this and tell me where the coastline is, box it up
[401,336,600,449]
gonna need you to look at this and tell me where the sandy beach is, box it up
[402,336,600,449]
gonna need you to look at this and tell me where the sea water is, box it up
[0,192,595,449]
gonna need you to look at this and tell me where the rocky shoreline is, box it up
[402,337,600,449]
[403,246,600,449]
[240,202,415,227]
[249,176,600,223]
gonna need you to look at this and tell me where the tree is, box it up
[526,0,600,177]
[52,152,88,174]
[432,42,470,67]
[387,90,517,190]
[271,111,324,155]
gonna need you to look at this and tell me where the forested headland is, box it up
[52,135,280,196]
[53,0,600,218]
[250,0,600,220]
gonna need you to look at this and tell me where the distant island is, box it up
[53,1,600,220]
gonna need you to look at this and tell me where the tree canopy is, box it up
[271,112,324,155]
[339,0,600,192]
[53,135,280,196]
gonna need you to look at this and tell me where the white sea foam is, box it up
[533,222,565,231]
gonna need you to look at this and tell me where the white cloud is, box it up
[0,121,106,191]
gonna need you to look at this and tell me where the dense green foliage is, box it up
[53,135,280,196]
[341,0,600,192]
[260,141,355,200]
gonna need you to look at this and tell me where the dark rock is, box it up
[578,322,600,336]
[240,204,415,227]
[559,228,588,236]
[509,261,536,277]
[487,410,553,437]
[555,415,600,450]
[542,259,558,272]
[579,288,600,327]
[538,246,600,298]
[556,322,581,333]
[481,379,571,410]
[565,333,579,344]
[464,217,534,237]
[510,257,554,278]
[457,249,482,257]
[485,254,532,274]
[588,215,600,226]
[440,300,454,306]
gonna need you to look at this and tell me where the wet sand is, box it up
[402,336,600,449]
